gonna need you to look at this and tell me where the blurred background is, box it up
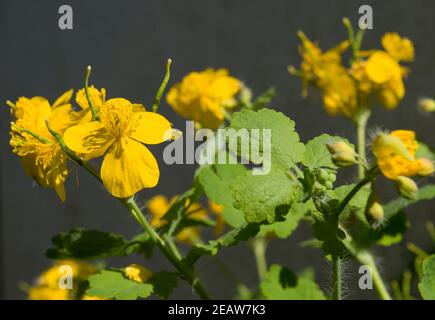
[1,0,434,299]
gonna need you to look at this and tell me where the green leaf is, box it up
[185,223,259,264]
[196,164,246,228]
[416,142,435,161]
[352,211,409,247]
[384,184,435,220]
[302,134,354,169]
[419,255,435,300]
[228,108,305,171]
[87,270,153,300]
[260,264,326,300]
[149,271,178,299]
[259,201,314,238]
[232,170,304,224]
[46,229,149,260]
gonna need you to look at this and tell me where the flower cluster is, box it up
[290,24,414,119]
[8,75,173,200]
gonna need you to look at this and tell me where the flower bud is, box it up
[395,176,418,200]
[326,141,356,167]
[365,201,384,229]
[417,98,435,113]
[416,158,434,176]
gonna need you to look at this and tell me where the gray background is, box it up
[1,0,434,299]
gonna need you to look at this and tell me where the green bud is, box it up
[325,181,333,189]
[326,141,356,167]
[328,172,337,182]
[365,201,384,229]
[395,176,418,200]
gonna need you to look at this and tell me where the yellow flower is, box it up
[63,98,172,198]
[147,195,208,243]
[293,32,357,117]
[166,68,240,129]
[74,86,146,125]
[381,32,414,62]
[208,201,226,236]
[9,91,77,201]
[28,259,98,300]
[372,130,434,180]
[365,51,405,109]
[28,287,70,300]
[82,295,106,300]
[123,264,152,283]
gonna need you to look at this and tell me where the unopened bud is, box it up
[417,98,435,113]
[395,176,418,200]
[366,201,384,229]
[416,158,434,176]
[326,141,356,167]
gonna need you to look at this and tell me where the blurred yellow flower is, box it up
[166,68,240,129]
[64,98,172,198]
[123,264,152,283]
[291,29,414,117]
[147,195,208,244]
[381,32,414,62]
[28,259,97,300]
[208,201,225,236]
[372,130,434,180]
[9,91,77,201]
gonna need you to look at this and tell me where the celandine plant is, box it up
[7,19,435,300]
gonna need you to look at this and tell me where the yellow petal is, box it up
[101,138,159,198]
[49,104,77,134]
[52,89,74,109]
[63,121,114,158]
[365,51,402,84]
[130,112,172,144]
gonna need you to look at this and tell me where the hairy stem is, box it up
[332,255,342,300]
[252,237,268,282]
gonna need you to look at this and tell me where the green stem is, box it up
[346,243,392,300]
[84,66,99,121]
[252,237,268,281]
[123,198,210,299]
[46,122,210,299]
[335,173,373,218]
[355,109,371,179]
[152,58,172,112]
[332,255,342,300]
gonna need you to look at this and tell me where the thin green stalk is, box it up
[123,198,210,300]
[355,109,371,179]
[46,122,211,299]
[252,237,268,281]
[84,66,99,121]
[345,243,392,300]
[332,255,342,300]
[152,58,172,112]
